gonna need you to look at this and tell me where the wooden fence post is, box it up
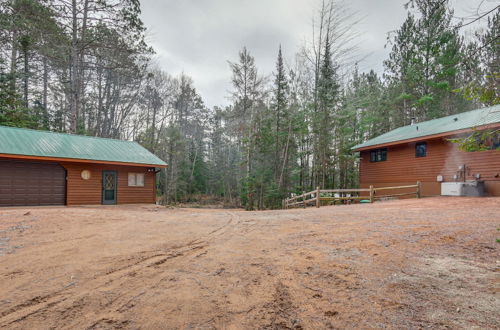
[416,181,421,198]
[369,185,374,203]
[303,191,306,208]
[316,186,320,208]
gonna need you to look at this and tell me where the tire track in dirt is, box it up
[262,281,302,329]
[77,211,248,328]
[0,210,242,328]
[0,243,206,327]
[2,198,499,328]
[80,211,255,328]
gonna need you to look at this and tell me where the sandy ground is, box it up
[0,197,499,329]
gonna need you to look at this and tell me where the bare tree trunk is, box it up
[189,144,199,194]
[69,0,89,133]
[43,58,48,110]
[22,42,28,107]
[96,61,103,134]
[10,29,17,92]
[150,97,157,150]
[41,57,49,127]
[78,0,89,130]
[279,119,292,188]
[69,0,79,132]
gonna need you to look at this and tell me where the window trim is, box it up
[370,148,388,162]
[415,142,427,158]
[128,172,145,187]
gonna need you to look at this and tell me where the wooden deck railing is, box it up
[283,182,421,209]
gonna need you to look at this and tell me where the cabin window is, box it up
[370,148,387,162]
[128,173,145,187]
[415,142,427,157]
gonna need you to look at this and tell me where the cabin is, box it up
[352,105,500,197]
[0,126,167,206]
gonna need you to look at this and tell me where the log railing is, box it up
[283,182,421,209]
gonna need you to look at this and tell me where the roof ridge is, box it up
[0,125,166,166]
[0,125,136,144]
[402,106,496,129]
[352,105,500,151]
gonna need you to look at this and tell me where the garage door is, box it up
[0,159,66,206]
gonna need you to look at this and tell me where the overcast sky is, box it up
[140,0,497,108]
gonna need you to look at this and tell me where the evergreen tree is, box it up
[460,11,499,106]
[385,0,468,124]
[0,68,34,127]
[228,47,264,210]
[271,45,289,188]
[314,33,339,188]
[384,13,418,126]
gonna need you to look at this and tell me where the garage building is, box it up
[0,126,167,206]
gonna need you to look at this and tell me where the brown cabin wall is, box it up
[61,163,156,205]
[359,138,500,197]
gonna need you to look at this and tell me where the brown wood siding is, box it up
[359,138,500,196]
[61,163,156,205]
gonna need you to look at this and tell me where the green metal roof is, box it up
[0,126,167,166]
[352,105,500,151]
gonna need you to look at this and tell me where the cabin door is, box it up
[102,171,117,205]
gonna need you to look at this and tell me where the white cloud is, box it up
[140,0,496,108]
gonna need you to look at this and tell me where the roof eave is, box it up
[0,153,168,168]
[352,122,500,152]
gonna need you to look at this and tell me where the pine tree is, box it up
[384,12,418,126]
[461,11,500,105]
[0,68,34,127]
[413,0,464,118]
[228,47,264,210]
[271,45,289,187]
[314,33,339,188]
[384,0,468,124]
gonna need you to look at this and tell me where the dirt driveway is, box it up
[0,197,499,329]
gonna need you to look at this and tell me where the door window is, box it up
[102,171,117,204]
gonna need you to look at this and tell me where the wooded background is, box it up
[0,0,498,209]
